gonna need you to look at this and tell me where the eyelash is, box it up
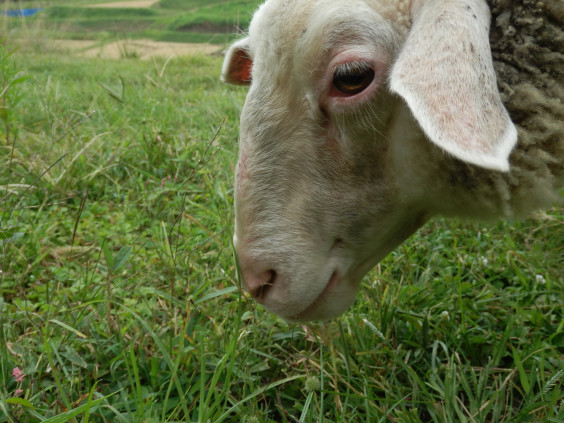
[333,60,372,78]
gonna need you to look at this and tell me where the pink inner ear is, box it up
[229,49,252,84]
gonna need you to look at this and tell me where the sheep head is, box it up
[222,0,517,321]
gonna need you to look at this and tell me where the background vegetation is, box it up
[1,0,263,43]
[0,1,563,422]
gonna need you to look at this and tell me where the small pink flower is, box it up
[15,388,23,396]
[161,175,172,189]
[12,367,25,383]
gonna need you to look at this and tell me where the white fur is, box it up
[222,0,563,321]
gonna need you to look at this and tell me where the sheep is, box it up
[221,0,564,321]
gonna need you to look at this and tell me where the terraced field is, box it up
[2,0,262,44]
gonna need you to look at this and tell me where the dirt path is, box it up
[88,0,159,8]
[52,39,222,60]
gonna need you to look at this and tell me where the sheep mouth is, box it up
[292,270,339,321]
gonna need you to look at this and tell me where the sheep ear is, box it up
[390,0,517,171]
[221,38,252,86]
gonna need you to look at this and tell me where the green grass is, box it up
[168,1,261,32]
[1,0,262,44]
[0,35,563,422]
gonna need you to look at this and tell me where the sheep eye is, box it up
[332,62,375,96]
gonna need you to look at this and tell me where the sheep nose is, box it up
[242,268,277,301]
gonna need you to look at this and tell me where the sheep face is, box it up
[222,0,517,321]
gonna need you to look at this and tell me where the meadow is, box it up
[1,2,564,422]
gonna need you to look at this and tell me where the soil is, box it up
[178,22,239,34]
[51,39,223,60]
[87,0,159,8]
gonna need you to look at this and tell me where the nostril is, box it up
[246,269,277,301]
